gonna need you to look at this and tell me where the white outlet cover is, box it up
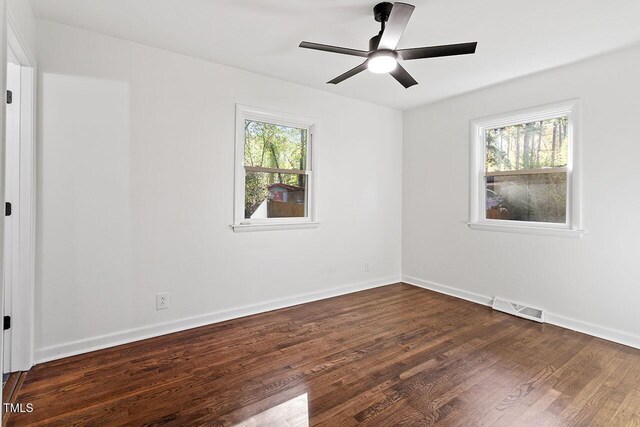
[156,293,169,310]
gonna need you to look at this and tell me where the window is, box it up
[233,105,317,232]
[469,100,582,237]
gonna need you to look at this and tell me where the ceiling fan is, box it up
[299,2,477,88]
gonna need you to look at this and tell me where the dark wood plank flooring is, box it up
[3,371,27,426]
[7,283,640,426]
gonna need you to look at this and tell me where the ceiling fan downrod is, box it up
[371,2,393,50]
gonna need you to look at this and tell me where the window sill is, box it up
[231,221,320,233]
[468,222,585,238]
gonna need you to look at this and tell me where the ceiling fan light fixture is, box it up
[367,51,397,74]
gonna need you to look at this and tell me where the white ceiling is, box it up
[30,0,640,110]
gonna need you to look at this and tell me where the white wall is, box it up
[7,0,35,55]
[35,20,402,361]
[403,44,640,348]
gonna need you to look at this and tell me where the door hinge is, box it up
[6,90,12,105]
[5,202,11,217]
[3,316,10,331]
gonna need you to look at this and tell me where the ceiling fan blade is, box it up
[390,63,418,88]
[378,3,415,50]
[327,61,368,84]
[398,42,478,60]
[300,41,369,57]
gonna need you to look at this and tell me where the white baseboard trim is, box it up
[402,275,640,350]
[544,313,640,350]
[35,275,401,364]
[402,275,493,307]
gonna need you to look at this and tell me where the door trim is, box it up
[5,11,36,372]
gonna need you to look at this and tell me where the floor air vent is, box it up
[492,298,544,323]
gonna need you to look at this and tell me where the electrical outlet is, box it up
[365,262,370,273]
[156,293,169,310]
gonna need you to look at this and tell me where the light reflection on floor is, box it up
[234,393,309,427]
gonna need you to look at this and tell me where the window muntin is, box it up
[234,106,315,228]
[484,117,568,224]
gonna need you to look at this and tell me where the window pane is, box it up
[486,117,568,172]
[244,172,307,219]
[486,172,567,223]
[244,120,307,170]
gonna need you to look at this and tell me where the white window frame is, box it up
[469,100,584,238]
[232,104,318,232]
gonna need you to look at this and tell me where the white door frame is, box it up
[4,11,36,372]
[4,37,19,374]
[0,0,7,394]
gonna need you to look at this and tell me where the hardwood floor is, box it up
[3,371,27,426]
[7,283,640,426]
